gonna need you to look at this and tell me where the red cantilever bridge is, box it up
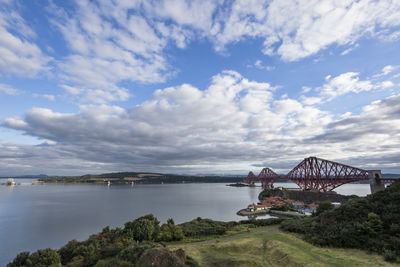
[246,156,397,192]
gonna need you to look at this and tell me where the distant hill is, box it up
[382,173,400,178]
[0,174,48,179]
[38,172,245,184]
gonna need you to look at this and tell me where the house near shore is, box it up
[247,204,268,212]
[299,203,318,215]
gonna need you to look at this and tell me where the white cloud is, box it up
[2,71,334,174]
[382,65,396,75]
[49,0,173,102]
[0,2,51,77]
[301,69,398,105]
[2,70,400,174]
[319,72,374,101]
[341,43,359,55]
[145,0,218,31]
[0,83,20,95]
[251,59,275,71]
[210,0,400,61]
[300,96,322,105]
[301,86,312,94]
[33,94,56,101]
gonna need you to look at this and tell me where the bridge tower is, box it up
[368,170,385,194]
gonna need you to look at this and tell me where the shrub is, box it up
[94,258,134,267]
[157,218,184,242]
[123,214,160,241]
[280,217,313,234]
[239,218,285,226]
[117,241,157,263]
[179,218,228,237]
[383,249,397,262]
[186,255,200,267]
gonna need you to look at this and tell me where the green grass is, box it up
[168,224,256,244]
[169,226,399,267]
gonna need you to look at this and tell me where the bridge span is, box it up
[246,156,397,193]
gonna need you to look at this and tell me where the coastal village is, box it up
[240,194,341,217]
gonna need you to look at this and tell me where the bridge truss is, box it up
[246,156,397,192]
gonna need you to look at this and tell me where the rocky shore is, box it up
[236,208,304,218]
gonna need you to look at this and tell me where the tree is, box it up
[7,251,29,267]
[157,218,184,241]
[26,248,61,267]
[125,219,155,241]
[315,201,334,216]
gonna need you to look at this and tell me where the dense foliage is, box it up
[180,218,230,237]
[8,215,283,266]
[315,200,334,216]
[281,181,400,262]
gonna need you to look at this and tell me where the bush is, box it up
[123,214,160,241]
[280,217,313,234]
[186,255,200,267]
[239,218,285,226]
[158,218,184,242]
[94,258,134,267]
[117,241,157,263]
[179,217,228,237]
[383,249,397,262]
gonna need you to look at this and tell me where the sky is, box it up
[0,0,400,176]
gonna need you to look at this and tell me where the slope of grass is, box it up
[169,226,398,267]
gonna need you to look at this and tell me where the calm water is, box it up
[0,180,371,266]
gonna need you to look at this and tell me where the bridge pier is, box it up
[368,170,385,194]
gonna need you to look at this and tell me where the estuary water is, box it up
[0,180,371,266]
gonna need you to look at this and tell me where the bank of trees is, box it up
[8,214,187,267]
[281,181,400,262]
[8,214,284,266]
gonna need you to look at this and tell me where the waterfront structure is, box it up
[246,156,397,192]
[6,178,16,186]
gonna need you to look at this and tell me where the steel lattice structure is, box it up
[286,157,368,192]
[258,168,279,188]
[246,171,257,185]
[245,156,397,192]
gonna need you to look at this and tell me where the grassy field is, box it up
[169,226,398,267]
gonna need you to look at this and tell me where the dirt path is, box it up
[178,225,279,246]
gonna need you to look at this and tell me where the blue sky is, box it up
[0,0,400,175]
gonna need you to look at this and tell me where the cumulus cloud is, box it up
[2,70,400,174]
[309,95,400,165]
[2,71,336,174]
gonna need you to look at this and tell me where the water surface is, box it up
[0,180,371,266]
